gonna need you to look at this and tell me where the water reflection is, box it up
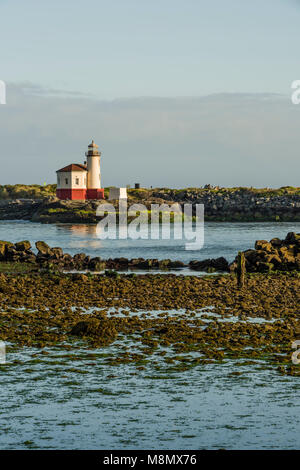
[59,224,99,237]
[1,220,300,263]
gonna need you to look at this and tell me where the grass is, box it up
[47,208,68,213]
[153,186,300,197]
[0,184,56,199]
[1,184,299,201]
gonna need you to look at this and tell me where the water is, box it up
[0,220,299,449]
[1,220,299,263]
[1,347,299,450]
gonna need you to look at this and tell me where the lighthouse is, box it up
[56,140,104,200]
[86,140,103,199]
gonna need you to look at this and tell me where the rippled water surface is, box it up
[0,221,299,449]
[1,346,299,450]
[1,220,300,262]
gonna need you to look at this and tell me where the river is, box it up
[1,220,300,263]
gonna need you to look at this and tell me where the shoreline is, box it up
[0,185,299,223]
[1,232,299,273]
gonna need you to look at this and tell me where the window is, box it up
[75,177,79,185]
[65,178,68,185]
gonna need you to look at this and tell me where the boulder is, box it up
[256,262,274,273]
[278,246,295,264]
[270,238,282,248]
[255,240,273,252]
[70,318,117,345]
[114,257,129,266]
[233,232,300,273]
[169,260,185,269]
[73,253,87,268]
[130,258,146,267]
[0,241,13,260]
[6,245,20,261]
[15,240,31,251]
[213,257,229,271]
[51,247,64,258]
[158,259,171,269]
[18,250,37,263]
[133,259,159,269]
[88,257,106,271]
[189,257,229,272]
[73,253,86,263]
[268,254,282,268]
[285,232,300,245]
[35,241,52,255]
[83,255,91,265]
[62,254,75,269]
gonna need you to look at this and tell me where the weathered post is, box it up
[237,251,246,288]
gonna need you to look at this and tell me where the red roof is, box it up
[56,163,87,173]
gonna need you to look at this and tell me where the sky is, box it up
[0,0,300,187]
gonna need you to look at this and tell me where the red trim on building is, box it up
[87,188,105,200]
[56,189,87,200]
[56,188,105,200]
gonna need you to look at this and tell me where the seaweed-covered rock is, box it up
[189,257,229,272]
[73,253,86,265]
[158,259,171,269]
[0,240,13,260]
[169,260,185,269]
[70,318,117,345]
[6,245,19,261]
[254,240,273,252]
[88,257,106,271]
[15,240,31,251]
[232,232,300,273]
[51,247,64,258]
[35,241,52,255]
[285,232,300,245]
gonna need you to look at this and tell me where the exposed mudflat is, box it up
[0,270,299,373]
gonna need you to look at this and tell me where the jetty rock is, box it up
[230,232,300,273]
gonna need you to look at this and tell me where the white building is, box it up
[108,187,128,200]
[56,140,104,200]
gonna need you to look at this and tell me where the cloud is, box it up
[0,83,299,187]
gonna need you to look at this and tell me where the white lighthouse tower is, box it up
[56,139,104,200]
[85,140,104,200]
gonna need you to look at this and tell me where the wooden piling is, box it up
[237,251,246,288]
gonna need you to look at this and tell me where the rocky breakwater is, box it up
[0,187,300,223]
[0,197,106,223]
[0,239,230,273]
[0,240,189,272]
[153,187,300,221]
[1,233,300,274]
[230,232,300,273]
[0,198,44,220]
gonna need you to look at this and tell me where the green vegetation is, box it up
[142,186,300,197]
[0,184,56,199]
[47,208,68,213]
[1,184,299,201]
[0,261,36,274]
